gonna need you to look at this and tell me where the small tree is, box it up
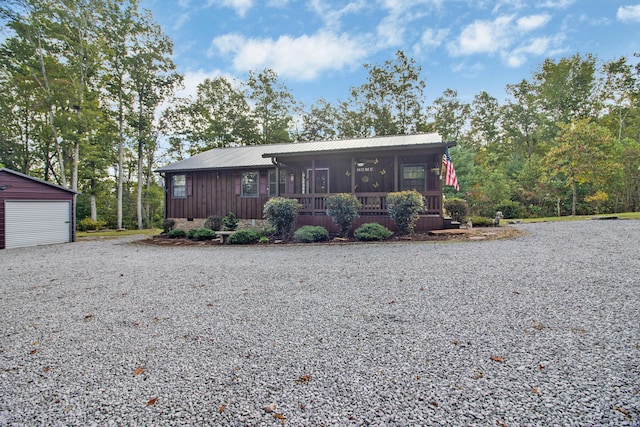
[263,197,301,241]
[386,190,425,234]
[222,212,239,231]
[325,193,362,236]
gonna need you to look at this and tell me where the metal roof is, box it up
[0,168,80,194]
[155,133,445,173]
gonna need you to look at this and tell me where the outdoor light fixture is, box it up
[0,184,10,191]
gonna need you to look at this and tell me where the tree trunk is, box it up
[90,194,97,221]
[571,181,577,216]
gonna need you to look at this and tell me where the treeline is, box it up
[1,1,639,229]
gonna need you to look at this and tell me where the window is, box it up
[268,170,287,196]
[241,171,259,197]
[172,174,187,198]
[401,164,426,191]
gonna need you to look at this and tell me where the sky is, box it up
[141,0,640,108]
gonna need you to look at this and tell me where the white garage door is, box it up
[5,200,72,249]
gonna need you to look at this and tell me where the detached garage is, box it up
[0,168,78,249]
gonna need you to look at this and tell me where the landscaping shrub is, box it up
[189,228,217,241]
[293,225,329,243]
[187,228,198,239]
[222,212,239,231]
[468,216,493,227]
[494,200,524,219]
[163,219,176,233]
[204,215,222,231]
[354,223,393,241]
[325,193,362,236]
[78,217,106,231]
[263,197,301,241]
[228,229,261,244]
[386,190,425,235]
[444,198,469,223]
[167,228,186,238]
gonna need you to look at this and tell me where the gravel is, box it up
[1,220,639,426]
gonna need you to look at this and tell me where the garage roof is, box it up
[155,133,446,173]
[0,168,79,194]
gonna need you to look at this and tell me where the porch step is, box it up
[443,218,461,229]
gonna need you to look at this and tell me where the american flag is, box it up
[442,146,459,191]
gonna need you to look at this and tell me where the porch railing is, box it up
[288,192,442,216]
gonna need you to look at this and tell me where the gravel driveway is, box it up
[1,220,639,426]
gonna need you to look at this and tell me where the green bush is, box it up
[204,215,222,231]
[293,225,329,243]
[354,223,393,241]
[222,212,239,231]
[78,217,106,231]
[167,228,187,238]
[468,216,493,227]
[325,193,362,237]
[494,200,524,219]
[386,190,425,235]
[190,228,217,241]
[228,229,261,244]
[163,219,176,233]
[444,198,469,223]
[263,197,301,241]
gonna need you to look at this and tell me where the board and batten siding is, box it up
[165,169,271,220]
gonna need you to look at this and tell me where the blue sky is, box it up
[140,0,640,107]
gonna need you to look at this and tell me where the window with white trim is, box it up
[172,174,187,198]
[401,164,426,191]
[268,170,286,196]
[241,171,259,197]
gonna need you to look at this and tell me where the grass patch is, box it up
[516,212,640,223]
[77,228,159,239]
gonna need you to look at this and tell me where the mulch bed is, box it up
[138,226,526,246]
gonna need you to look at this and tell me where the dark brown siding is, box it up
[165,169,271,220]
[0,170,77,249]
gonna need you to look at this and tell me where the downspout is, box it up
[159,172,167,221]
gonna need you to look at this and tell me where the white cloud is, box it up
[539,0,575,8]
[420,28,449,48]
[309,0,367,31]
[617,4,640,23]
[516,14,551,31]
[206,0,253,17]
[449,15,515,56]
[210,31,368,81]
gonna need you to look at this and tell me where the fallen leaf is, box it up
[263,403,275,413]
[430,401,439,407]
[490,356,505,363]
[273,413,285,420]
[133,367,144,376]
[296,374,311,384]
[419,287,424,291]
[496,421,509,427]
[146,397,157,406]
[531,387,540,395]
[84,315,93,322]
[207,303,214,307]
[219,404,225,414]
[30,349,38,355]
[538,364,545,370]
[533,324,545,330]
[614,405,632,420]
[43,366,50,373]
[473,370,483,380]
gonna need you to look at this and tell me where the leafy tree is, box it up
[297,98,339,141]
[542,119,618,215]
[245,68,294,144]
[427,89,470,142]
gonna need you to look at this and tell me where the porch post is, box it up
[351,157,356,192]
[275,165,280,196]
[393,155,399,192]
[311,159,316,194]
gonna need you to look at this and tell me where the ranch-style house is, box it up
[155,133,456,233]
